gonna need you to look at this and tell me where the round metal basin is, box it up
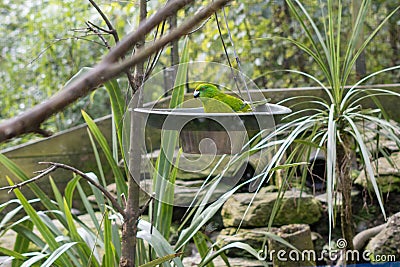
[133,103,291,132]
[133,104,291,154]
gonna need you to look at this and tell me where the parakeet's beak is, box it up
[193,90,200,98]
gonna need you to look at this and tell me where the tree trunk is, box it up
[337,136,355,265]
[120,1,147,266]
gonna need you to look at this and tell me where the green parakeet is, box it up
[193,83,251,113]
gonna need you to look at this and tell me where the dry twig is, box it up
[40,161,126,216]
[0,165,57,193]
[0,162,126,217]
[87,0,136,90]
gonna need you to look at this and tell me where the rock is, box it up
[182,252,266,267]
[0,228,17,250]
[355,152,400,192]
[0,257,11,267]
[363,121,400,155]
[268,224,315,267]
[366,212,400,257]
[315,190,359,205]
[216,227,277,257]
[216,225,316,266]
[143,150,264,181]
[371,175,400,193]
[221,188,322,228]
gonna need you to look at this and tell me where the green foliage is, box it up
[193,232,215,267]
[0,0,109,133]
[174,0,400,263]
[0,32,219,267]
[82,110,127,203]
[242,0,400,250]
[0,138,128,266]
[151,36,189,241]
[185,0,399,88]
[0,175,102,266]
[1,0,399,149]
[1,1,400,266]
[0,67,128,266]
[169,37,190,109]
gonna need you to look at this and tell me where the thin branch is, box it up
[39,162,126,216]
[71,27,110,36]
[87,0,135,94]
[102,0,195,63]
[85,21,112,49]
[138,192,155,216]
[0,162,126,216]
[0,165,57,193]
[86,20,114,35]
[144,20,167,81]
[0,0,231,143]
[27,36,107,66]
[88,0,119,42]
[143,0,168,81]
[120,0,148,264]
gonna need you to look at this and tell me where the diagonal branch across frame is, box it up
[0,0,231,143]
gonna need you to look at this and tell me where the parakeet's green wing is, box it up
[200,97,235,113]
[213,94,251,112]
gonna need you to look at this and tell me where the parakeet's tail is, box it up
[244,98,271,111]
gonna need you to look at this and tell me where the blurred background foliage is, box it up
[0,0,399,147]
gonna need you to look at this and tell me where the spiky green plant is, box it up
[248,0,400,264]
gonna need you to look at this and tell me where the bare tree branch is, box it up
[138,192,155,216]
[0,165,57,193]
[0,0,231,143]
[86,21,114,35]
[88,0,120,42]
[27,36,108,66]
[85,21,112,49]
[41,162,126,216]
[87,0,136,92]
[0,161,125,216]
